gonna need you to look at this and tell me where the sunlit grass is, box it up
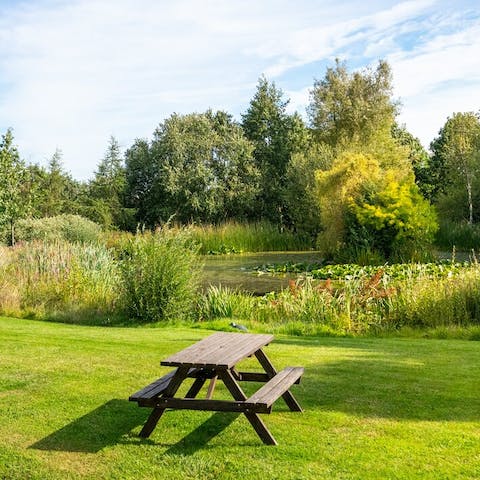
[1,317,479,479]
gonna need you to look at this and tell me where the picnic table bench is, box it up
[129,332,304,445]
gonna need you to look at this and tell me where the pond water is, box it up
[201,251,322,294]
[201,250,470,295]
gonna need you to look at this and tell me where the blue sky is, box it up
[0,0,479,179]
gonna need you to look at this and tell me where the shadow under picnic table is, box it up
[164,412,242,455]
[30,399,145,453]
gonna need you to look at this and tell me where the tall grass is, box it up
[435,220,480,251]
[188,221,313,254]
[387,267,480,328]
[197,265,480,336]
[0,240,120,323]
[0,228,204,325]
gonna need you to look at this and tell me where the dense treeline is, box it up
[1,59,480,260]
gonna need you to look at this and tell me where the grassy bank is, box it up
[1,317,479,479]
[187,221,313,254]
[198,262,480,337]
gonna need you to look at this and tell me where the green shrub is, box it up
[11,215,102,244]
[121,228,202,323]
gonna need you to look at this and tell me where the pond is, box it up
[201,251,322,294]
[201,249,468,295]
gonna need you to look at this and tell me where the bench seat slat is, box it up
[247,367,304,408]
[129,369,178,402]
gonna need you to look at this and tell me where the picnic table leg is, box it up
[255,349,303,412]
[185,377,207,398]
[139,366,190,438]
[206,376,217,399]
[219,369,277,446]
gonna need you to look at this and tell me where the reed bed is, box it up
[197,264,480,336]
[187,221,313,254]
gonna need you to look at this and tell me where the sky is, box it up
[0,0,479,180]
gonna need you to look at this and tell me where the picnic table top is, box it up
[161,332,274,369]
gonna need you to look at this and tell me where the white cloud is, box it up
[0,0,478,177]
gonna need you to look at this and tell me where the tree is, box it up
[430,112,480,224]
[125,138,153,227]
[0,129,33,245]
[308,59,398,150]
[88,136,131,229]
[284,142,333,236]
[315,151,437,261]
[241,76,309,225]
[27,149,85,219]
[125,111,260,226]
[391,123,434,199]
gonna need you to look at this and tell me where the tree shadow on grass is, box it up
[162,412,242,455]
[278,337,480,422]
[30,399,146,453]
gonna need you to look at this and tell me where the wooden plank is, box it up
[130,368,206,402]
[206,376,217,399]
[247,367,304,409]
[235,371,302,384]
[149,397,269,413]
[161,332,232,366]
[255,349,303,412]
[161,332,274,369]
[216,335,270,369]
[185,377,207,399]
[129,369,177,401]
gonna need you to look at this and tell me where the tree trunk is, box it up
[10,220,15,246]
[467,178,473,225]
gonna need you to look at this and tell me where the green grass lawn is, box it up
[1,317,479,480]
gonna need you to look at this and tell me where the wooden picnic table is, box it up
[129,332,304,445]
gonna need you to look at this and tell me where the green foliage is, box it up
[9,214,102,244]
[284,143,332,235]
[0,240,120,323]
[430,112,480,223]
[125,111,260,226]
[308,59,398,148]
[316,151,381,257]
[389,267,480,328]
[0,129,34,245]
[252,260,471,281]
[391,122,434,199]
[200,262,480,335]
[30,149,80,217]
[241,76,309,224]
[352,175,438,260]
[86,136,134,230]
[316,151,437,261]
[120,229,202,323]
[196,285,237,319]
[435,219,480,250]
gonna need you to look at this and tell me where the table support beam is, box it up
[219,369,278,445]
[139,365,189,438]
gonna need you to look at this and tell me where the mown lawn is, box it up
[1,317,479,480]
